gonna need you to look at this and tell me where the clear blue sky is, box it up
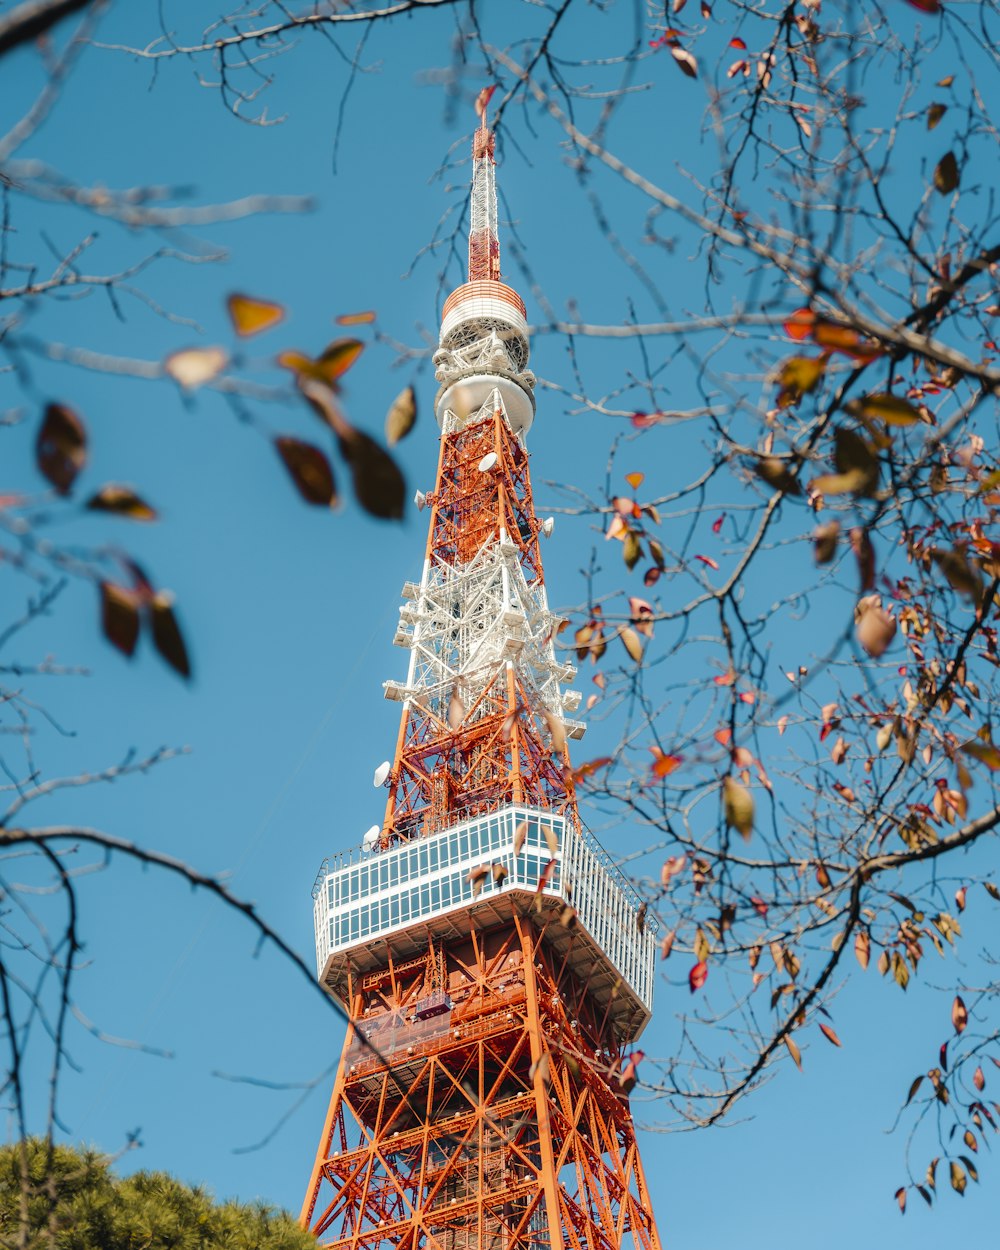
[2,3,997,1247]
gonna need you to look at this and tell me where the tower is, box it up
[300,98,662,1250]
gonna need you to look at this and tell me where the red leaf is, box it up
[729,36,747,49]
[688,960,708,992]
[695,553,719,570]
[750,896,768,917]
[784,308,816,341]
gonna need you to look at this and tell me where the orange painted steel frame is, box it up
[300,912,662,1250]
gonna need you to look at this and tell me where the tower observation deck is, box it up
[300,93,662,1250]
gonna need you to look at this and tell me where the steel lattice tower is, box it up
[300,99,663,1250]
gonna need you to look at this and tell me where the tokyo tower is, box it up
[300,95,663,1250]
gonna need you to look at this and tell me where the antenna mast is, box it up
[468,86,501,281]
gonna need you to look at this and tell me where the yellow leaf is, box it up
[226,292,285,338]
[620,626,644,663]
[722,775,754,840]
[950,1161,966,1195]
[776,355,826,408]
[847,393,923,426]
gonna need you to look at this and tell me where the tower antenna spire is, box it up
[469,84,501,281]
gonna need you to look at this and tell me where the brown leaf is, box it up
[623,531,642,570]
[755,456,802,494]
[541,824,559,857]
[851,526,876,591]
[513,820,529,856]
[819,1022,842,1047]
[338,427,406,520]
[855,596,896,657]
[934,151,959,195]
[490,862,508,886]
[274,437,337,507]
[660,928,676,960]
[855,929,870,970]
[926,103,946,130]
[384,385,417,447]
[670,45,699,77]
[150,591,191,679]
[226,293,285,338]
[100,583,141,657]
[465,864,489,898]
[36,403,87,496]
[949,1160,966,1195]
[785,1034,803,1070]
[895,1187,907,1214]
[85,485,158,521]
[973,1065,985,1091]
[813,520,840,564]
[952,995,968,1034]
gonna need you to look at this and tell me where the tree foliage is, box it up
[0,1139,315,1250]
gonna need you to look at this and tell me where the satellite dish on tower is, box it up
[478,452,498,472]
[540,517,555,538]
[362,825,380,852]
[373,760,391,788]
[414,490,427,511]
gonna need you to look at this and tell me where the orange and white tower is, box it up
[300,97,662,1250]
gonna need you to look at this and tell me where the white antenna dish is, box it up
[540,517,555,538]
[373,760,391,788]
[414,489,427,511]
[478,452,498,472]
[362,825,380,851]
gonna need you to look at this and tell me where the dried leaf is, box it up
[466,864,489,898]
[950,1160,966,1195]
[723,775,754,840]
[813,520,840,564]
[952,995,968,1034]
[448,686,465,730]
[620,626,644,663]
[545,709,567,754]
[85,484,158,521]
[226,293,285,338]
[934,151,959,195]
[670,45,699,77]
[819,1022,842,1047]
[150,590,191,679]
[164,346,228,390]
[660,929,676,960]
[688,960,708,992]
[625,471,645,489]
[776,355,826,408]
[513,820,529,856]
[335,310,376,326]
[895,1187,907,1214]
[855,930,870,970]
[100,583,141,657]
[755,456,802,494]
[541,824,559,857]
[491,862,508,886]
[385,385,417,447]
[847,393,923,426]
[785,1035,803,1070]
[36,403,87,496]
[927,102,947,130]
[856,596,896,657]
[274,437,337,507]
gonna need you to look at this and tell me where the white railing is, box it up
[312,806,656,1011]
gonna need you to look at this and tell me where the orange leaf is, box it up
[625,471,645,490]
[335,310,377,326]
[649,749,683,778]
[227,292,285,338]
[819,1022,842,1047]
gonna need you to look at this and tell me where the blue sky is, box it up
[2,2,998,1246]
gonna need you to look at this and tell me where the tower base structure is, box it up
[301,902,660,1250]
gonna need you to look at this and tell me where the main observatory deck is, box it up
[312,806,656,1035]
